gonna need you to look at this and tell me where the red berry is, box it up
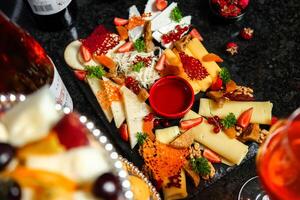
[213,126,221,133]
[240,27,254,40]
[144,113,154,121]
[210,77,223,91]
[153,119,160,127]
[213,115,220,121]
[125,77,140,95]
[207,117,215,124]
[239,0,249,9]
[162,121,170,127]
[226,42,238,56]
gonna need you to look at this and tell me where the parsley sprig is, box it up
[170,7,183,22]
[136,132,147,145]
[85,65,106,79]
[221,113,237,129]
[219,67,231,84]
[132,62,145,72]
[190,157,211,176]
[134,38,145,52]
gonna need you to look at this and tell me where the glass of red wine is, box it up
[238,108,300,200]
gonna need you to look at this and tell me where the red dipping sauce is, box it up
[149,76,194,119]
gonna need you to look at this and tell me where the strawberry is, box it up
[156,0,168,11]
[114,17,128,26]
[240,27,254,40]
[74,70,86,81]
[119,123,129,142]
[117,41,133,53]
[271,116,278,126]
[80,45,92,62]
[225,42,238,56]
[180,117,203,130]
[203,149,221,163]
[189,28,203,41]
[155,54,166,71]
[237,107,253,128]
[53,113,89,150]
[239,0,249,9]
[210,76,223,91]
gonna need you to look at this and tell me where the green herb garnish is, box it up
[221,113,237,129]
[134,38,145,52]
[219,67,231,84]
[170,7,183,22]
[190,157,211,176]
[85,65,106,79]
[136,132,147,145]
[132,62,145,72]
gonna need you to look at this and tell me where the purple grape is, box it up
[0,179,21,200]
[0,143,15,171]
[92,173,121,200]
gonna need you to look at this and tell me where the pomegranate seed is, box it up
[154,119,160,127]
[213,126,220,133]
[162,121,170,127]
[207,117,215,124]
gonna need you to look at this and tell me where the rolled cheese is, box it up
[184,110,248,165]
[162,170,188,200]
[156,126,180,144]
[199,98,273,125]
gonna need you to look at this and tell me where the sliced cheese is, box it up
[144,0,161,20]
[129,26,144,42]
[186,38,221,81]
[198,98,273,125]
[102,77,125,128]
[151,2,177,31]
[184,110,248,165]
[86,77,113,122]
[0,122,8,142]
[129,5,140,17]
[120,86,150,148]
[156,126,180,144]
[162,170,188,200]
[158,16,191,34]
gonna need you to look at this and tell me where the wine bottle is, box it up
[25,0,77,31]
[0,12,73,109]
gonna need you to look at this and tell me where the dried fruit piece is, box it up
[114,17,128,26]
[203,149,221,163]
[74,70,87,81]
[225,80,237,93]
[93,55,116,69]
[127,16,145,30]
[237,107,253,128]
[179,52,209,80]
[189,28,203,41]
[116,26,128,41]
[240,27,254,40]
[156,0,168,11]
[180,117,203,131]
[119,123,129,142]
[226,42,238,55]
[155,54,166,71]
[224,127,237,139]
[202,53,223,62]
[117,41,133,53]
[240,123,261,142]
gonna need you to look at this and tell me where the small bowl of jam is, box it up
[149,76,194,119]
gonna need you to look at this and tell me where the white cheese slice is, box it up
[1,86,62,147]
[158,16,192,34]
[120,86,150,148]
[156,126,180,144]
[129,26,144,42]
[152,31,163,42]
[183,110,249,165]
[102,77,125,128]
[151,2,177,31]
[26,146,110,183]
[129,5,141,17]
[144,0,162,20]
[87,77,113,122]
[198,98,273,125]
[0,122,8,142]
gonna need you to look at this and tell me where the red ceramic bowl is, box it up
[149,76,194,119]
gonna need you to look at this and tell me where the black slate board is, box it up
[1,0,300,199]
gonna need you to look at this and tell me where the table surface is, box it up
[1,0,300,199]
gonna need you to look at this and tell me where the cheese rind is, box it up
[155,126,180,144]
[183,110,249,165]
[198,98,273,125]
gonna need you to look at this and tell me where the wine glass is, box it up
[238,108,300,200]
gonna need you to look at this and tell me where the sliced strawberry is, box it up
[190,28,203,41]
[210,77,223,91]
[156,0,168,11]
[237,107,254,128]
[114,17,128,26]
[180,117,203,130]
[203,149,221,163]
[117,41,133,53]
[271,116,278,126]
[80,45,91,62]
[53,113,89,150]
[119,123,129,142]
[74,70,86,81]
[155,54,166,71]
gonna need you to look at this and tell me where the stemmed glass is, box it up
[238,108,300,200]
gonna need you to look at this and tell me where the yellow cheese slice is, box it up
[186,38,221,81]
[198,98,273,125]
[156,126,180,144]
[162,170,188,200]
[102,77,125,128]
[120,86,151,148]
[184,110,248,165]
[86,77,113,123]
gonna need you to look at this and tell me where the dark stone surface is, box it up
[1,0,300,199]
